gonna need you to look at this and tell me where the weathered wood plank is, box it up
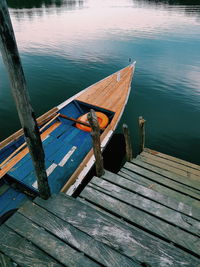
[0,252,15,267]
[119,168,200,209]
[134,157,200,191]
[35,193,200,266]
[141,151,200,179]
[88,109,104,177]
[18,201,139,267]
[124,162,200,200]
[6,212,98,267]
[81,185,200,256]
[138,116,145,153]
[103,170,200,221]
[0,225,61,266]
[144,148,200,171]
[122,124,133,161]
[90,177,200,234]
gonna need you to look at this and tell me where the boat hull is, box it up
[0,63,135,216]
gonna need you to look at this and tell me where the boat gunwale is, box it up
[0,63,135,151]
[0,63,136,194]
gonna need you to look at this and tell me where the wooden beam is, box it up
[88,109,105,177]
[0,0,50,199]
[138,116,145,153]
[122,124,133,162]
[59,113,91,127]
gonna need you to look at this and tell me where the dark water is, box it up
[0,0,200,164]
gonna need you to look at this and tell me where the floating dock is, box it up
[0,148,200,266]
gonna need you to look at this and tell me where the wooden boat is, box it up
[0,63,135,218]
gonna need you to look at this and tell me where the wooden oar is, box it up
[0,113,60,169]
[59,113,105,130]
[59,113,91,127]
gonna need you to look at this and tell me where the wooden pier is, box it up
[0,148,200,266]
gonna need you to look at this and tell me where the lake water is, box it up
[0,0,200,164]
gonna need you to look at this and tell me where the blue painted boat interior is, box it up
[0,100,114,217]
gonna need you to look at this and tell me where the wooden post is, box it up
[87,109,105,177]
[139,116,145,153]
[0,0,50,199]
[122,124,133,162]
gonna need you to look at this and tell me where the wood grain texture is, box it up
[103,170,200,221]
[134,157,200,191]
[6,212,98,267]
[141,151,200,179]
[35,193,200,266]
[119,168,200,209]
[0,252,15,267]
[18,200,138,267]
[81,185,200,257]
[0,225,61,266]
[61,64,135,193]
[138,116,145,153]
[76,65,134,128]
[89,176,200,236]
[88,110,104,177]
[124,162,200,200]
[144,148,200,171]
[122,124,133,161]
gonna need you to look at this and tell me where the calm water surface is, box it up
[0,0,200,164]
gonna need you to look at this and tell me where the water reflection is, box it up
[7,0,84,20]
[7,0,84,9]
[1,0,200,164]
[137,0,200,16]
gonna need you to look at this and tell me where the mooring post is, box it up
[88,109,105,177]
[0,0,50,199]
[122,124,133,162]
[139,116,146,153]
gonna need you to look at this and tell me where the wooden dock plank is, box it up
[140,151,200,179]
[18,200,139,267]
[6,212,98,267]
[124,162,200,200]
[35,193,200,266]
[90,176,200,235]
[144,148,200,171]
[102,170,200,221]
[0,225,61,266]
[119,168,200,209]
[81,185,200,257]
[0,252,15,267]
[134,157,200,191]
